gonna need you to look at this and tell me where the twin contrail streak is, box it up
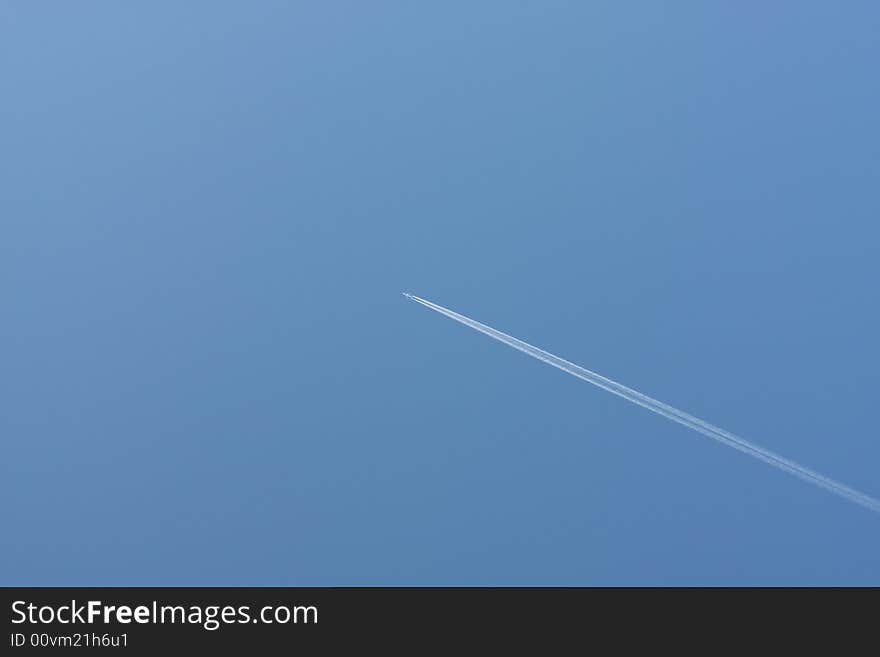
[404,292,880,514]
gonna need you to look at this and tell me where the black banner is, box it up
[2,588,874,651]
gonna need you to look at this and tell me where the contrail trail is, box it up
[404,292,880,514]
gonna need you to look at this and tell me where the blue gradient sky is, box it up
[3,3,879,585]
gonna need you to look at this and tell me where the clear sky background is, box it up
[3,3,879,585]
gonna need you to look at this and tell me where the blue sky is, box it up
[3,2,879,585]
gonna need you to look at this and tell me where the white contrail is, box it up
[404,292,880,514]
